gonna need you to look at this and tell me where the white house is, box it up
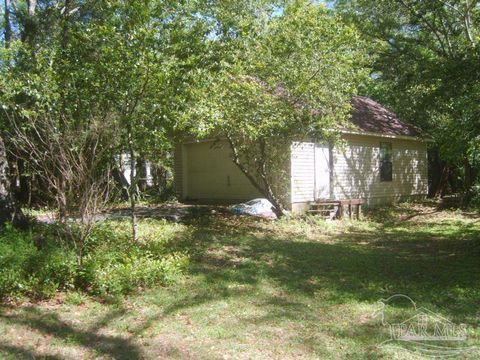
[174,96,429,212]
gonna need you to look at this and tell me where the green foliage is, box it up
[1,205,479,358]
[86,251,188,296]
[0,224,77,299]
[0,0,211,209]
[188,1,369,211]
[0,221,189,300]
[79,220,189,295]
[337,0,480,196]
[193,1,369,139]
[1,0,371,214]
[64,291,88,306]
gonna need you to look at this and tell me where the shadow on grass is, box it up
[1,207,479,358]
[169,213,480,326]
[0,343,63,360]
[0,305,142,359]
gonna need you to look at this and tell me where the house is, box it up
[117,153,154,187]
[174,96,429,212]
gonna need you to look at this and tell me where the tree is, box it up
[1,0,24,226]
[337,0,480,200]
[87,0,210,240]
[1,0,211,240]
[190,0,369,216]
[10,113,111,265]
[0,135,23,226]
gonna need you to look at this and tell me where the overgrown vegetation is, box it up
[0,220,189,300]
[190,1,369,216]
[0,203,478,359]
[1,0,479,223]
[0,0,372,219]
[0,1,479,356]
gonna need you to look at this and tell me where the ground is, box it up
[1,202,479,359]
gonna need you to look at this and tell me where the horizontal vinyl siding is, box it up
[332,134,428,205]
[291,142,315,203]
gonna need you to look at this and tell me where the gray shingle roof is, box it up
[349,96,422,137]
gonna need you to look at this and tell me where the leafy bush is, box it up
[80,220,189,295]
[0,224,77,299]
[86,251,188,295]
[0,220,189,300]
[64,291,88,305]
[0,226,35,297]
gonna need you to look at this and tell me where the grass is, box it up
[0,202,479,359]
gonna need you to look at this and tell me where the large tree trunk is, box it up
[21,0,37,44]
[4,0,12,47]
[435,165,450,198]
[136,158,148,192]
[226,136,285,218]
[111,165,129,200]
[428,148,443,198]
[1,2,16,225]
[0,136,24,226]
[152,165,169,193]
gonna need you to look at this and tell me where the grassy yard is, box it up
[1,203,479,359]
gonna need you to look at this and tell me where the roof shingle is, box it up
[349,96,422,137]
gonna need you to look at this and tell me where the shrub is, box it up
[0,220,189,300]
[64,291,88,305]
[0,224,77,299]
[86,251,189,295]
[0,225,37,297]
[27,245,77,297]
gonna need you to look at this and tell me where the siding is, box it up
[174,134,428,208]
[291,142,315,203]
[332,134,428,205]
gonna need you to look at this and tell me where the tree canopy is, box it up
[337,0,480,198]
[0,0,479,222]
[188,0,369,214]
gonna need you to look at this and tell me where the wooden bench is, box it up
[309,199,363,220]
[308,200,340,220]
[338,199,363,220]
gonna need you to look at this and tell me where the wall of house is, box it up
[332,134,428,205]
[174,134,428,210]
[174,139,292,208]
[290,142,316,212]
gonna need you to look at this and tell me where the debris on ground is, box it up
[230,198,277,219]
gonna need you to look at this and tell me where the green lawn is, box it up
[1,203,479,359]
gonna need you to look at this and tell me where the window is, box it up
[380,142,392,181]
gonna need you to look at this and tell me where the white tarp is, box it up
[230,198,277,219]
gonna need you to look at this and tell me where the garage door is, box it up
[185,141,261,201]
